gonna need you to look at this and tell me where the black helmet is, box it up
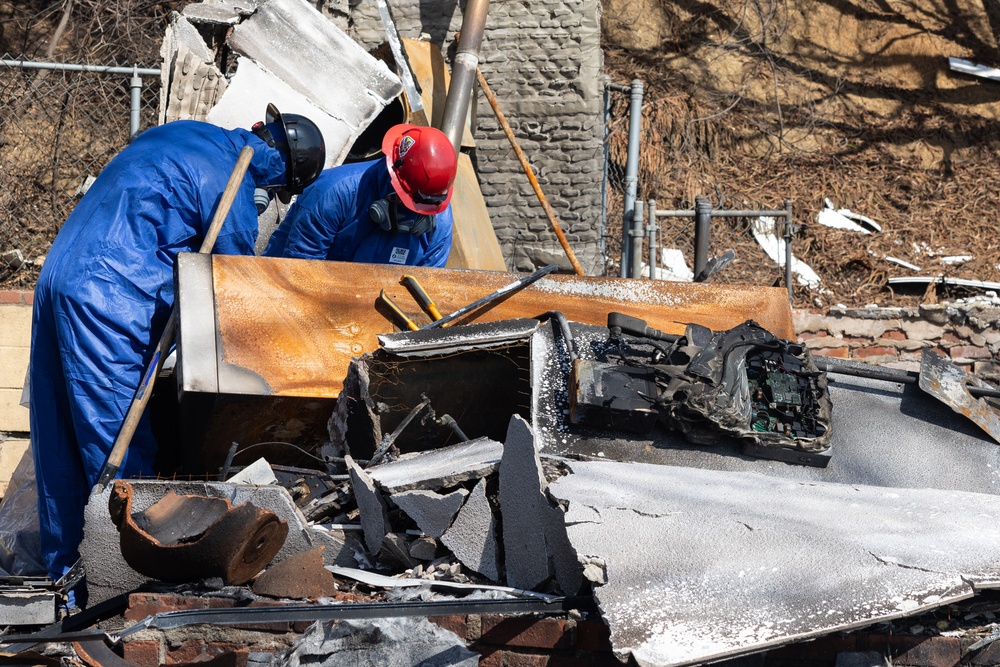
[252,103,325,200]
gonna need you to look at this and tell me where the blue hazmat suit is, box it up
[262,159,453,266]
[29,120,290,586]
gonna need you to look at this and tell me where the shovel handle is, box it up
[94,146,255,492]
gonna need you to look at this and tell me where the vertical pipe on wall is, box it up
[630,199,645,279]
[620,79,643,278]
[647,199,657,280]
[440,0,490,154]
[784,199,794,303]
[694,195,711,281]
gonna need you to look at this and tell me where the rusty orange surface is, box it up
[212,255,794,398]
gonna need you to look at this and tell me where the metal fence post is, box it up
[129,65,142,140]
[784,199,794,303]
[630,199,645,279]
[600,86,611,272]
[620,79,643,278]
[647,198,657,280]
[694,195,711,280]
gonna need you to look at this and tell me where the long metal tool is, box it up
[422,264,558,329]
[94,146,255,492]
[477,69,585,276]
[814,354,1000,399]
[375,0,428,126]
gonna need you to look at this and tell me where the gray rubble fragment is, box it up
[409,536,438,561]
[346,455,389,555]
[499,415,551,589]
[440,478,500,582]
[500,415,583,594]
[391,488,468,538]
[368,438,502,493]
[226,457,277,485]
[273,615,478,667]
[380,533,417,570]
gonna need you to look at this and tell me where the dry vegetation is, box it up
[0,0,171,288]
[602,0,1000,308]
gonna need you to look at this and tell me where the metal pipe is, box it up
[0,59,160,76]
[440,0,490,154]
[784,199,794,303]
[620,79,643,278]
[129,66,142,140]
[630,199,645,279]
[600,86,611,272]
[693,196,711,281]
[647,199,657,280]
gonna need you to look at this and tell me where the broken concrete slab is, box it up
[367,438,502,493]
[390,488,468,539]
[227,458,278,485]
[440,478,499,582]
[82,481,359,605]
[272,615,478,667]
[345,455,388,555]
[498,415,582,594]
[549,460,1000,667]
[499,415,551,590]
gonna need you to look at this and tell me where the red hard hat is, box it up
[382,124,458,214]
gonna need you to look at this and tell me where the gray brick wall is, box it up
[344,0,604,274]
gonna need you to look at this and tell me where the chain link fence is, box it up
[0,54,161,288]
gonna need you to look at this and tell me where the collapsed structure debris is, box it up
[111,481,288,585]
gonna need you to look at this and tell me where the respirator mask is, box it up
[368,194,436,235]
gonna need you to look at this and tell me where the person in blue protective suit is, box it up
[28,104,325,597]
[263,123,458,266]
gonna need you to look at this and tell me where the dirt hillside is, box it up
[602,0,1000,308]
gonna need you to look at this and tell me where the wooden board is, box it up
[205,255,795,398]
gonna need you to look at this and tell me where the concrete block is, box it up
[0,347,29,389]
[0,306,31,347]
[0,439,29,498]
[499,416,582,594]
[391,488,468,539]
[82,480,359,606]
[0,389,29,432]
[346,455,388,555]
[368,437,502,493]
[0,590,56,626]
[441,478,499,581]
[499,415,550,589]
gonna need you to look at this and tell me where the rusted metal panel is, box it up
[919,348,1000,444]
[201,255,794,399]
